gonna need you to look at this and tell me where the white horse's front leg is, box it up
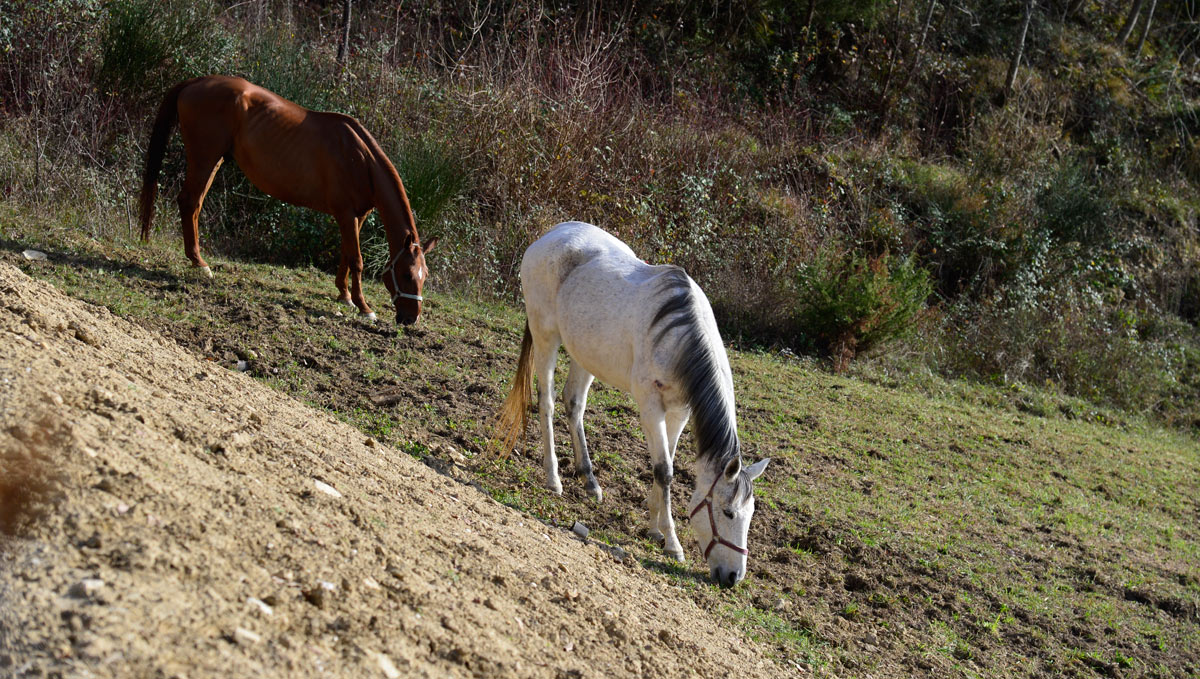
[640,400,684,561]
[533,342,562,494]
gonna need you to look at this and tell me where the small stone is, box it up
[362,577,381,590]
[373,652,401,679]
[571,521,589,539]
[245,349,258,360]
[365,438,377,448]
[247,597,273,616]
[313,479,342,498]
[68,579,105,599]
[233,627,261,645]
[303,588,325,608]
[235,360,249,372]
[22,249,48,261]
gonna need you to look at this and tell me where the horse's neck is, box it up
[370,159,418,248]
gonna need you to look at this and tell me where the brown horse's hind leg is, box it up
[336,213,374,319]
[335,253,353,306]
[176,154,225,277]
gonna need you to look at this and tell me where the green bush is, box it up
[98,0,232,100]
[362,134,470,276]
[792,248,934,371]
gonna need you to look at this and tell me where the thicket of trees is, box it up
[2,0,1197,427]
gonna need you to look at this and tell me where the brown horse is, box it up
[138,75,437,325]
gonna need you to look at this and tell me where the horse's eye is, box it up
[723,509,734,519]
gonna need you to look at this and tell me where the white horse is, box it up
[498,221,769,587]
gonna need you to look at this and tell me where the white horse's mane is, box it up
[648,268,751,501]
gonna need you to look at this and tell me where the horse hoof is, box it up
[586,485,604,502]
[665,549,685,562]
[546,480,563,495]
[199,265,213,279]
[362,312,377,321]
[648,529,664,543]
[339,297,354,307]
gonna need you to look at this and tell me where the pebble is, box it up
[247,597,273,616]
[67,578,105,599]
[313,479,342,498]
[571,521,589,539]
[22,249,47,261]
[233,627,262,645]
[373,652,401,679]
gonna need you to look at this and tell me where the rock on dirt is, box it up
[0,263,783,679]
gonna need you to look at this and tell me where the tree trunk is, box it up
[1116,0,1144,44]
[894,0,939,100]
[337,0,353,67]
[1134,0,1158,55]
[803,0,817,42]
[1004,0,1035,96]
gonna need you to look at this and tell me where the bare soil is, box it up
[0,262,784,678]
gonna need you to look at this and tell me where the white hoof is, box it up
[339,297,355,307]
[587,485,604,502]
[546,479,563,495]
[362,312,377,322]
[665,549,685,563]
[199,265,213,279]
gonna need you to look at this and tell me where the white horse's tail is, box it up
[496,320,534,455]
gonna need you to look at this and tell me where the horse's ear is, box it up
[723,456,742,480]
[745,458,769,481]
[422,236,438,254]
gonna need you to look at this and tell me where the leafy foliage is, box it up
[793,249,933,371]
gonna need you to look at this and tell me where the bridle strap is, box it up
[688,476,749,558]
[383,248,423,304]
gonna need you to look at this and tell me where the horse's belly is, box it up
[560,328,633,393]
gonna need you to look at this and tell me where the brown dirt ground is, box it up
[0,262,785,678]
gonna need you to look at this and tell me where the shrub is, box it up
[98,0,232,100]
[361,134,470,276]
[792,248,934,371]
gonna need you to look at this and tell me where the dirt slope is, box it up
[0,263,784,679]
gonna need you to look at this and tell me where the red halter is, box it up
[689,476,749,559]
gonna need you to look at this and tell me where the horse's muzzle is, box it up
[711,566,743,589]
[396,314,417,326]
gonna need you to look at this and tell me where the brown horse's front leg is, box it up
[336,214,375,320]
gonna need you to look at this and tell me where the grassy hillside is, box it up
[3,205,1197,678]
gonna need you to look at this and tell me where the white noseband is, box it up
[384,248,424,304]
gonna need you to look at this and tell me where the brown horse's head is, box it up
[383,234,438,326]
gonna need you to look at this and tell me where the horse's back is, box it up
[174,76,374,214]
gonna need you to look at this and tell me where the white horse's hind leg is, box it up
[563,359,602,501]
[639,399,685,561]
[532,339,563,494]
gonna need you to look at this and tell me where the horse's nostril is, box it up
[726,571,739,587]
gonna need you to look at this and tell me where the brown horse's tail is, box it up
[139,79,191,242]
[495,320,534,455]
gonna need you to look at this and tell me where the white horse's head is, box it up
[688,456,769,588]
